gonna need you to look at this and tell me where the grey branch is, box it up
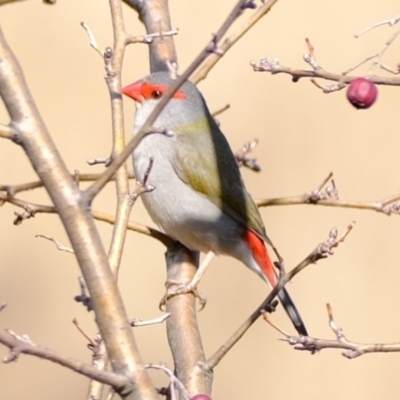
[274,304,400,358]
[0,328,126,387]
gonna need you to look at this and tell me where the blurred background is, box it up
[1,1,400,399]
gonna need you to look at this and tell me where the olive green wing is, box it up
[172,112,271,245]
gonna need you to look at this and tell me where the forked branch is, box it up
[265,303,400,358]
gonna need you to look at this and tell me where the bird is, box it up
[122,71,307,336]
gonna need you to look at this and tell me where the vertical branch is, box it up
[165,246,213,396]
[106,0,131,276]
[0,24,157,400]
[128,0,177,72]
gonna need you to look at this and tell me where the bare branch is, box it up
[235,138,261,172]
[211,103,230,117]
[355,14,400,37]
[126,29,179,45]
[251,36,400,88]
[129,313,170,327]
[35,234,74,254]
[258,194,400,214]
[0,328,126,388]
[256,173,400,216]
[0,22,155,395]
[192,0,280,83]
[145,363,190,400]
[274,304,400,358]
[126,0,178,73]
[206,223,354,369]
[93,210,174,247]
[0,191,173,246]
[251,56,400,86]
[86,337,107,400]
[0,171,135,196]
[72,318,99,348]
[160,251,215,311]
[87,158,113,166]
[165,245,212,396]
[81,22,104,57]
[129,157,155,205]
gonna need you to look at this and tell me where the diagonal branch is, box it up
[0,23,154,398]
[206,223,354,369]
[192,0,280,83]
[0,328,126,388]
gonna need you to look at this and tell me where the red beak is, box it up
[121,81,144,103]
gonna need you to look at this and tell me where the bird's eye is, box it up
[151,90,163,99]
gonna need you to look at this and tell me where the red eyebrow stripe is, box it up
[141,82,187,100]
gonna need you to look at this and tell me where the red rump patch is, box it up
[243,229,277,286]
[140,82,187,100]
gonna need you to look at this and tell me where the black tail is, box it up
[277,288,308,336]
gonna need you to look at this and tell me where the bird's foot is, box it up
[159,280,207,311]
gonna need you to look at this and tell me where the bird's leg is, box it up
[160,251,215,310]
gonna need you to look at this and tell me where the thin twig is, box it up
[130,157,155,206]
[81,22,104,57]
[145,363,190,400]
[257,195,400,215]
[87,158,112,166]
[275,303,400,358]
[126,29,179,45]
[251,33,400,88]
[0,171,135,196]
[72,318,97,347]
[0,329,126,387]
[192,0,280,83]
[355,15,400,38]
[235,138,261,172]
[0,191,173,246]
[206,223,354,369]
[129,313,170,327]
[211,103,230,117]
[251,57,400,86]
[256,172,400,215]
[35,234,74,254]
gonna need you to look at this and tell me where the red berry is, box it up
[346,78,378,109]
[191,395,212,400]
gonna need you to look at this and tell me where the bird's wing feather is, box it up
[171,108,272,246]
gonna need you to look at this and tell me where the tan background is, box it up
[1,1,400,399]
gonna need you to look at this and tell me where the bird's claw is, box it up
[159,280,207,311]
